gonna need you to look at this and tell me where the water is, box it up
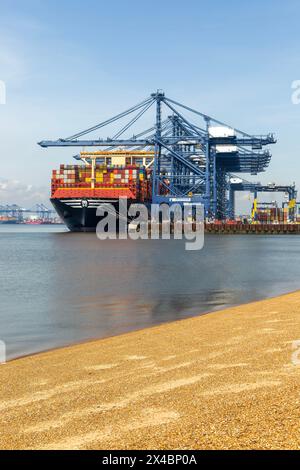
[1,225,300,361]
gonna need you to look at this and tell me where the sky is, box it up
[0,0,300,212]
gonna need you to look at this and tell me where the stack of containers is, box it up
[278,209,285,223]
[270,208,284,223]
[269,208,286,223]
[255,208,288,224]
[51,164,151,200]
[284,208,289,223]
[256,210,268,224]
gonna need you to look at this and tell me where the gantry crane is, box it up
[0,204,55,222]
[39,91,276,220]
[229,178,297,221]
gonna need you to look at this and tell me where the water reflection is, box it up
[1,228,300,360]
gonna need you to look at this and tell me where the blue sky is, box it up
[0,0,300,210]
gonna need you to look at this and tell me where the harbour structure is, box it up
[39,91,276,228]
[0,204,58,223]
[228,178,297,222]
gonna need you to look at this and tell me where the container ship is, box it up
[51,150,153,232]
[0,216,18,225]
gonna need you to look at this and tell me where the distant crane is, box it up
[0,204,56,222]
[30,204,52,221]
[228,177,297,221]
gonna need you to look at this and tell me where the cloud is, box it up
[0,178,49,207]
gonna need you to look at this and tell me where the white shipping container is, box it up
[215,145,238,153]
[230,177,243,184]
[209,126,235,138]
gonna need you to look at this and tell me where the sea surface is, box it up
[1,225,300,361]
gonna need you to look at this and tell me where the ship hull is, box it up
[0,219,18,225]
[51,198,149,232]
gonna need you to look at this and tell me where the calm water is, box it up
[1,225,300,361]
